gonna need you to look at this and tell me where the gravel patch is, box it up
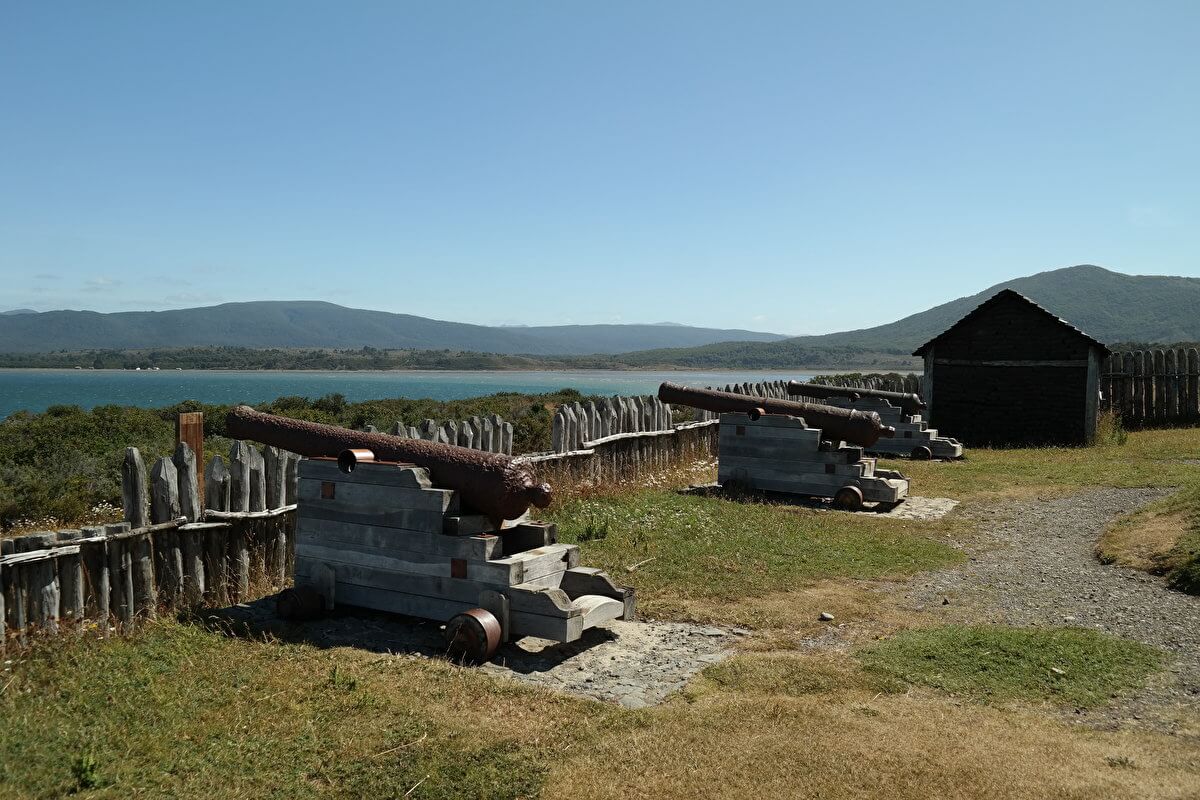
[906,487,1200,735]
[216,599,738,708]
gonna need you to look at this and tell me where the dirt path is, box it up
[906,487,1200,735]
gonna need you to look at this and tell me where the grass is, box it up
[545,488,963,625]
[882,426,1200,502]
[1096,474,1200,595]
[1,621,1195,800]
[859,625,1163,707]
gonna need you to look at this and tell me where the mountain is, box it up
[0,301,786,355]
[784,264,1200,352]
[1,309,37,316]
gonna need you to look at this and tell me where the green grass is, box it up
[546,489,962,618]
[858,625,1163,707]
[0,621,574,799]
[884,427,1200,502]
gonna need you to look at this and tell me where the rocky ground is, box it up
[905,487,1200,735]
[220,599,741,709]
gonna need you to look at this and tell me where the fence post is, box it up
[122,447,150,529]
[174,442,201,523]
[205,455,231,512]
[175,411,205,502]
[1189,348,1200,421]
[229,441,252,513]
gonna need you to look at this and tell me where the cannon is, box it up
[658,382,908,510]
[785,380,925,417]
[784,381,962,460]
[657,382,894,448]
[226,405,550,524]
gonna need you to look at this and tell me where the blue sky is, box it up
[1,1,1196,335]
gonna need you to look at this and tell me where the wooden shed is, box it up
[913,289,1111,447]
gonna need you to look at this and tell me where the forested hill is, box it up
[783,265,1200,351]
[0,301,785,355]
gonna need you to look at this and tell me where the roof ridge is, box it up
[912,289,1110,357]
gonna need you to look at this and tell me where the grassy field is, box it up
[3,428,1200,797]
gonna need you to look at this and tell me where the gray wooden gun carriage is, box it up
[717,412,908,510]
[282,456,634,663]
[799,396,962,460]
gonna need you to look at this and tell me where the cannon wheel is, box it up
[445,608,502,665]
[833,486,864,512]
[276,586,326,620]
[910,445,933,460]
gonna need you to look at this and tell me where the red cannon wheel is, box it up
[833,486,864,512]
[445,608,502,665]
[910,445,933,460]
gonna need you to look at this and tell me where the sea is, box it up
[0,369,818,419]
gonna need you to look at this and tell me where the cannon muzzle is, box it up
[785,380,925,417]
[657,382,893,447]
[226,406,551,524]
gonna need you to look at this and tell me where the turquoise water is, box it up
[0,369,815,419]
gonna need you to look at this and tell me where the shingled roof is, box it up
[911,288,1110,357]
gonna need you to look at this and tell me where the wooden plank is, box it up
[228,441,252,513]
[1189,348,1200,420]
[205,454,231,512]
[294,560,509,605]
[509,610,583,642]
[264,446,288,510]
[150,457,181,525]
[717,440,859,463]
[174,441,202,523]
[1166,349,1179,420]
[560,567,635,620]
[573,594,625,628]
[297,478,456,515]
[295,541,520,585]
[718,455,867,479]
[132,531,156,618]
[719,413,811,430]
[203,522,229,606]
[248,445,266,512]
[297,502,445,534]
[299,580,474,622]
[442,515,496,536]
[492,544,580,583]
[299,458,432,489]
[122,447,150,529]
[175,412,205,501]
[505,585,580,617]
[295,517,501,560]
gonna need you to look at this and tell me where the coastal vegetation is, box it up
[0,390,586,530]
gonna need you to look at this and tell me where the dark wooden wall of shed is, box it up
[927,294,1095,446]
[931,363,1088,445]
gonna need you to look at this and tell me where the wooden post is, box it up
[151,457,182,605]
[1121,351,1135,422]
[180,527,204,607]
[6,562,26,645]
[132,531,156,619]
[204,455,231,512]
[174,442,202,523]
[79,527,110,632]
[122,447,150,529]
[56,530,85,628]
[1189,348,1200,421]
[264,446,287,510]
[176,411,205,502]
[228,441,252,513]
[1166,349,1179,421]
[205,523,230,606]
[248,446,266,513]
[284,453,300,505]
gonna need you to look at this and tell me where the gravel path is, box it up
[907,487,1200,734]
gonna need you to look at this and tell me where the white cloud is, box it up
[84,277,122,291]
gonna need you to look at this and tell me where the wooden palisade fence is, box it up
[1102,348,1200,426]
[0,435,298,650]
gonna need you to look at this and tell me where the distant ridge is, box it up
[783,264,1200,350]
[0,301,786,355]
[1,309,37,316]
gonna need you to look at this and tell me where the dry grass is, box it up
[544,681,1200,800]
[1098,509,1191,572]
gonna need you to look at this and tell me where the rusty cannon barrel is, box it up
[785,380,925,417]
[226,405,551,524]
[657,382,894,447]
